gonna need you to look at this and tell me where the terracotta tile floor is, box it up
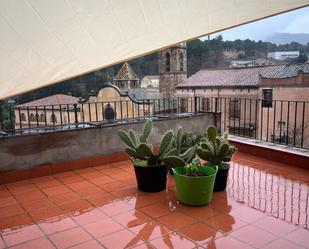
[0,152,309,249]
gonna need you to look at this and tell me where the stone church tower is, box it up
[159,43,187,97]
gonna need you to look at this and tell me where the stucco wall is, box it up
[0,113,217,172]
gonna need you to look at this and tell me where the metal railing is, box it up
[1,97,308,149]
[0,97,199,136]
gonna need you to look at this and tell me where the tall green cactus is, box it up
[118,120,187,167]
[196,126,236,169]
[172,127,202,163]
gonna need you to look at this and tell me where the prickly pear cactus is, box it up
[197,126,236,168]
[118,120,187,167]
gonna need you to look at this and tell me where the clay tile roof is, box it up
[261,63,309,79]
[177,65,285,88]
[114,62,139,81]
[16,94,79,107]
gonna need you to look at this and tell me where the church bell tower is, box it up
[159,43,187,97]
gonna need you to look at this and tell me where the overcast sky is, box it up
[201,6,309,41]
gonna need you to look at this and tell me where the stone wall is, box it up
[0,113,217,172]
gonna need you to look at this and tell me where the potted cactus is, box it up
[118,120,193,192]
[169,128,202,174]
[172,159,218,206]
[196,126,236,192]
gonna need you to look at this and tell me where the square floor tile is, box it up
[285,227,309,248]
[149,231,197,249]
[48,227,92,248]
[2,224,44,247]
[83,217,123,238]
[177,204,220,221]
[262,238,304,249]
[253,216,298,236]
[206,236,253,249]
[99,200,133,216]
[42,185,72,196]
[59,199,93,214]
[129,220,171,241]
[178,222,223,245]
[229,225,277,248]
[0,204,25,219]
[139,203,173,219]
[113,210,151,228]
[204,213,247,233]
[0,213,32,231]
[70,240,104,249]
[229,206,266,223]
[38,217,78,235]
[72,208,108,225]
[99,229,143,249]
[9,237,55,249]
[157,212,197,231]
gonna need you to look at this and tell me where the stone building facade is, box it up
[159,43,187,97]
[176,63,309,148]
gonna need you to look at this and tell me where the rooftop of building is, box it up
[261,63,309,79]
[16,94,80,108]
[177,65,285,88]
[114,62,139,81]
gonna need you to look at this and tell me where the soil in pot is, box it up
[134,163,167,192]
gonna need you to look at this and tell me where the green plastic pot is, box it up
[172,166,218,206]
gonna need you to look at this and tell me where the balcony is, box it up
[0,98,308,249]
[0,152,308,249]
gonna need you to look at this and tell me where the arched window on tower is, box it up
[165,52,170,72]
[179,52,184,71]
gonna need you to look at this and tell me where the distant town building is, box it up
[223,49,245,60]
[230,58,272,68]
[140,75,160,88]
[176,63,309,147]
[14,94,80,129]
[267,51,299,60]
[159,43,187,97]
[113,62,140,91]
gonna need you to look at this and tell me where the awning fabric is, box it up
[0,0,308,99]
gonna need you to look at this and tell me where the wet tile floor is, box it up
[0,152,308,249]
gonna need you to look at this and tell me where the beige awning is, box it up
[0,0,308,99]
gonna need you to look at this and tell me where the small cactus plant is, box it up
[172,127,202,163]
[118,120,193,167]
[196,126,236,169]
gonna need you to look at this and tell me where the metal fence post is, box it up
[74,104,78,127]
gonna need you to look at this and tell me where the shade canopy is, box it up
[0,0,308,100]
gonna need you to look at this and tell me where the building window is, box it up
[40,114,45,122]
[262,89,273,108]
[229,99,240,119]
[50,114,57,123]
[180,98,188,113]
[35,114,39,122]
[165,53,170,72]
[20,113,26,121]
[202,98,211,112]
[179,52,184,71]
[30,113,35,122]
